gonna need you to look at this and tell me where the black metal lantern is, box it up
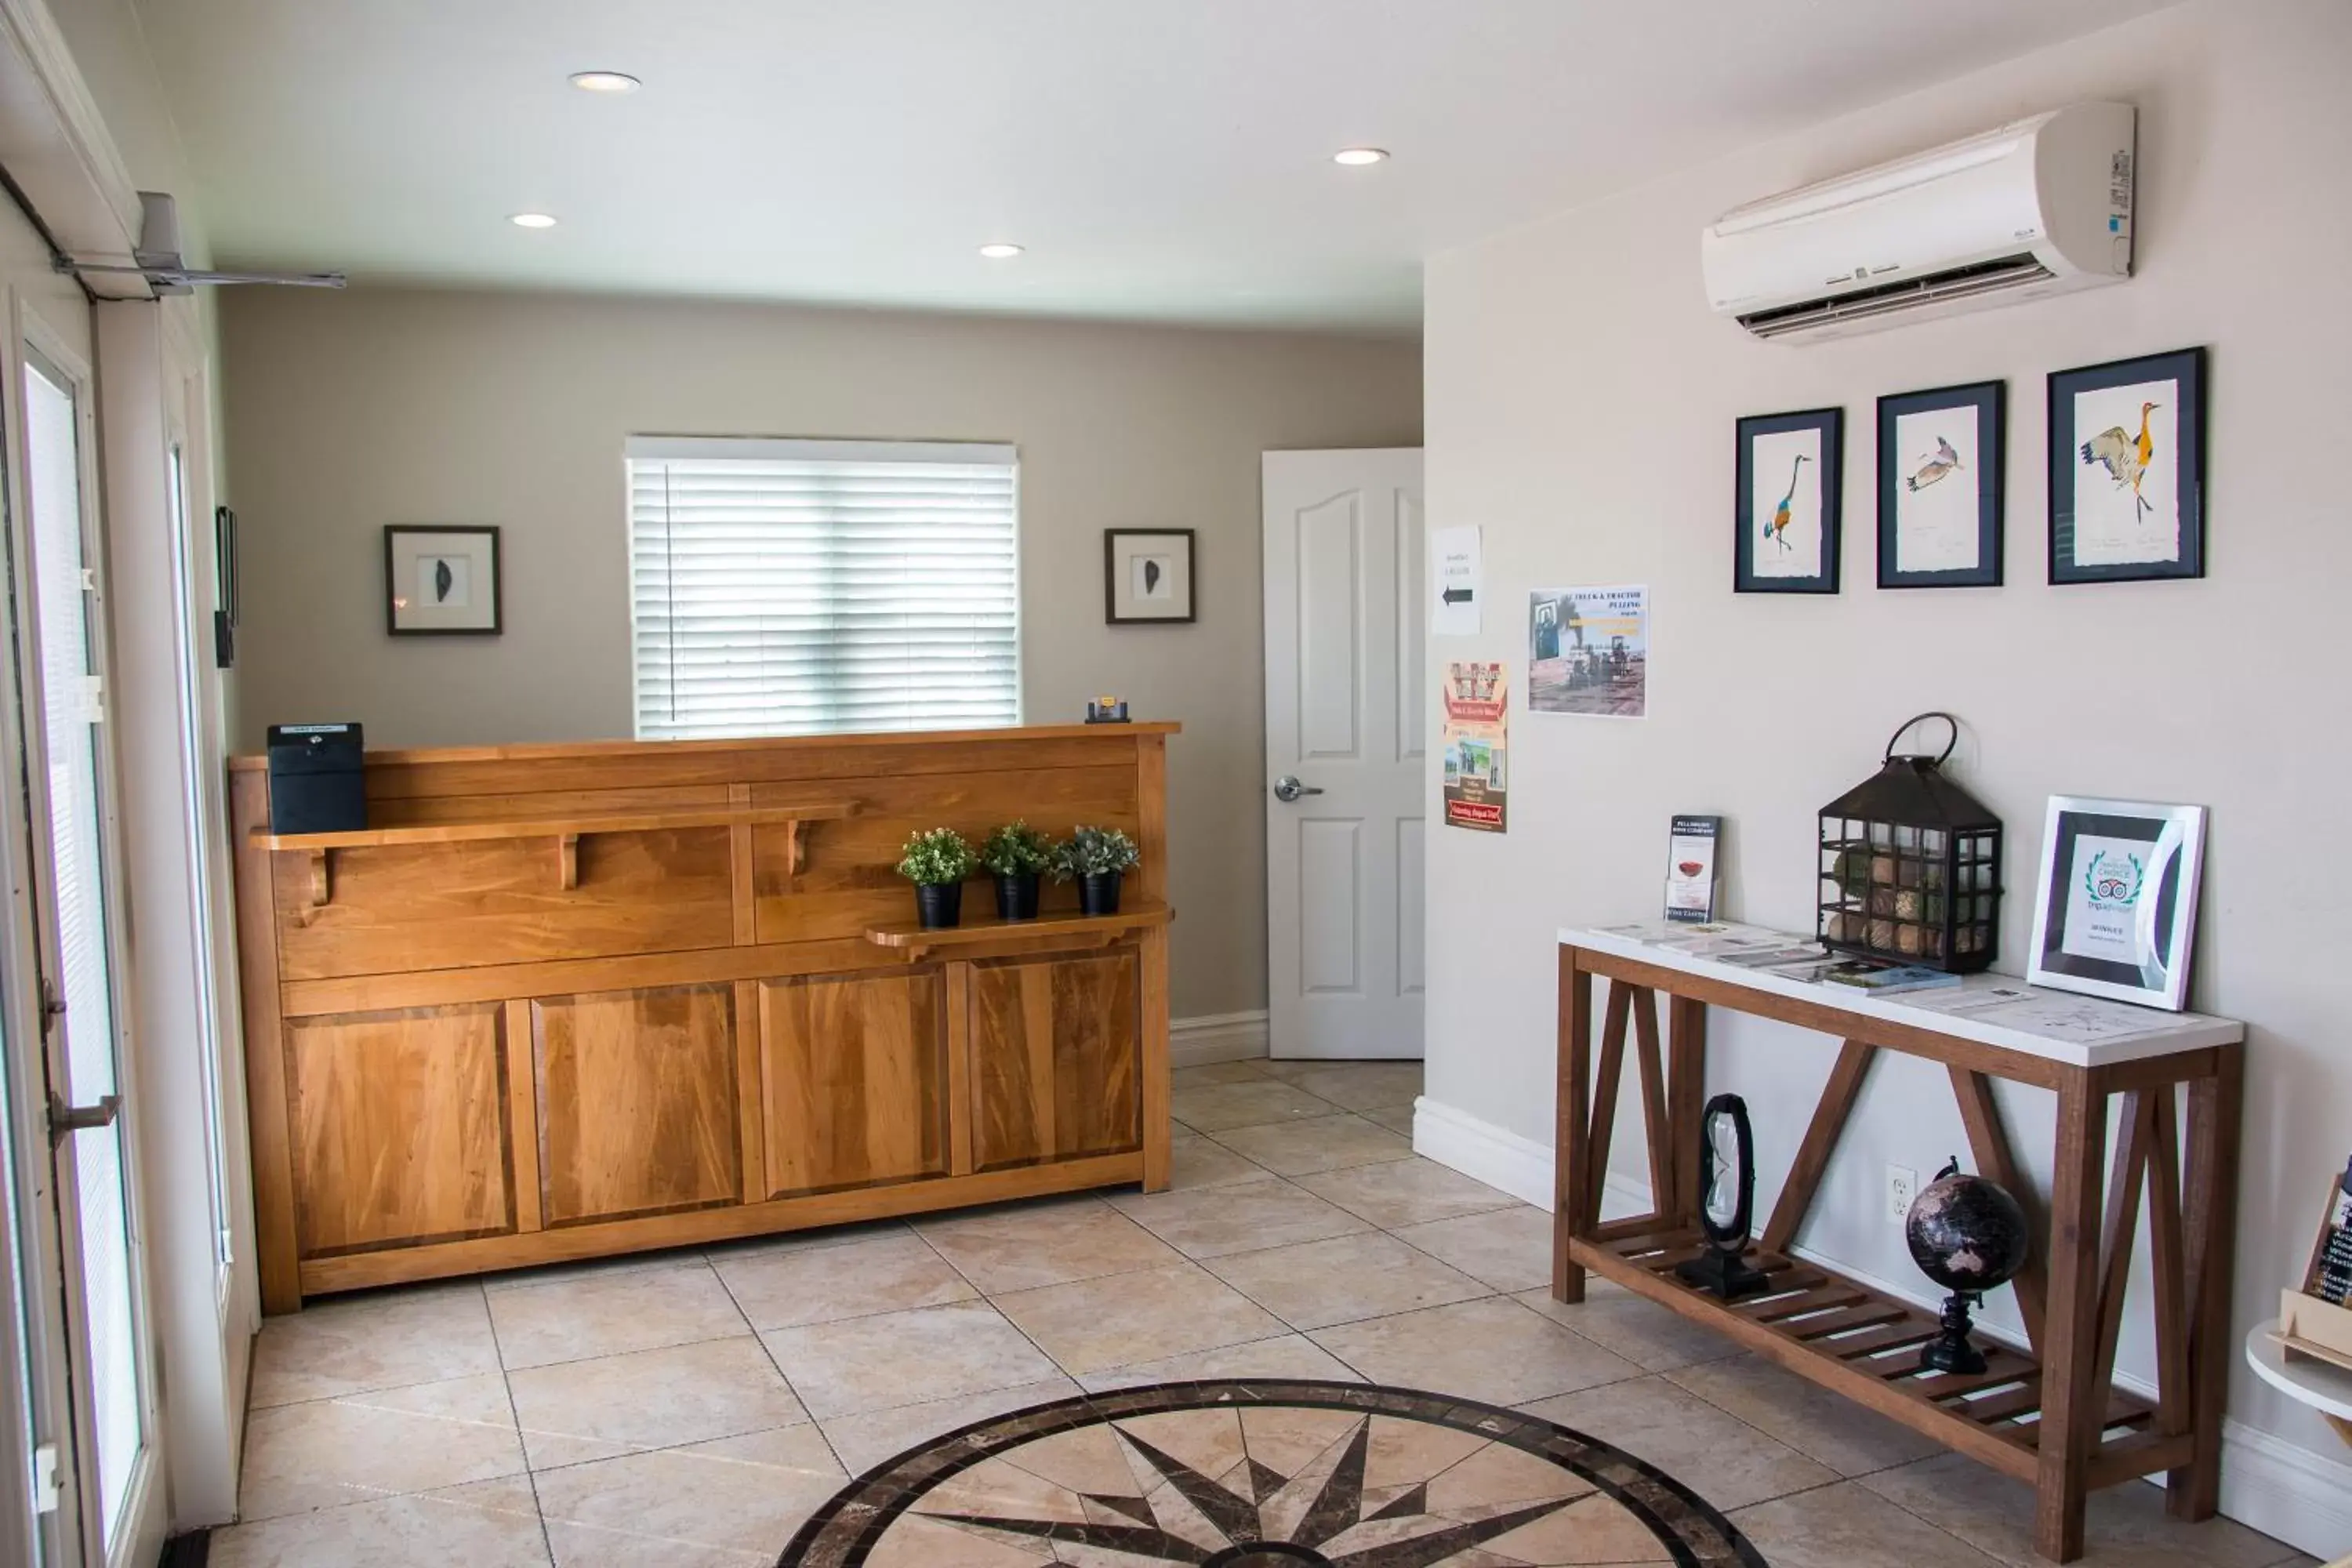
[1818,713,2001,973]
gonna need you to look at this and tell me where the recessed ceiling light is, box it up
[509,212,558,229]
[978,242,1025,259]
[1333,147,1389,166]
[568,71,641,93]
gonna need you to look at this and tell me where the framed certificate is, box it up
[2026,796,2206,1011]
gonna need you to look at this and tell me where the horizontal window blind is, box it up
[626,437,1019,740]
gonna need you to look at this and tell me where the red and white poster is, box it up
[1442,661,1508,833]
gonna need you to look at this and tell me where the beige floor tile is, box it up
[488,1260,748,1370]
[863,1514,1058,1566]
[1390,1204,1553,1290]
[993,1259,1286,1375]
[1733,1479,2005,1568]
[1514,1282,1744,1372]
[1167,1132,1272,1190]
[1168,1077,1343,1131]
[1360,1102,1417,1136]
[916,1196,1181,1294]
[1076,1330,1365,1392]
[1294,1158,1519,1229]
[1278,1062,1425,1111]
[534,1424,844,1567]
[1207,1113,1414,1177]
[1478,1490,1674,1564]
[506,1335,807,1470]
[238,1372,525,1520]
[1520,1374,1837,1510]
[1309,1297,1640,1406]
[1666,1353,1942,1475]
[710,1229,975,1330]
[1109,1174,1370,1258]
[817,1375,1083,1475]
[761,1299,1061,1418]
[1203,1229,1490,1330]
[1172,1060,1271,1087]
[209,1475,550,1568]
[481,1245,706,1294]
[249,1282,501,1407]
[1860,1451,2311,1567]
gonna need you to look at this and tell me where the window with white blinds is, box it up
[626,437,1020,740]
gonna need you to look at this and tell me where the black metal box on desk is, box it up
[266,723,366,834]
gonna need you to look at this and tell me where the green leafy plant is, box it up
[895,827,975,886]
[979,819,1057,877]
[1058,825,1140,878]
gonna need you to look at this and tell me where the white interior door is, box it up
[1261,448,1426,1060]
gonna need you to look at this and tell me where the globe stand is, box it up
[1918,1289,1989,1375]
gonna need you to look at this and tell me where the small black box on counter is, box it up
[267,723,366,835]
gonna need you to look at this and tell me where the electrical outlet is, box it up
[1887,1164,1918,1225]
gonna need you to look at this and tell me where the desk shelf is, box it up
[865,899,1171,962]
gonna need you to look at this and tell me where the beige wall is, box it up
[219,288,1422,1019]
[1423,0,2350,1539]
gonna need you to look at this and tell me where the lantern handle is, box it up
[1885,711,1958,766]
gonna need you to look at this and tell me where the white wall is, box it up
[220,287,1422,1021]
[1421,0,2351,1544]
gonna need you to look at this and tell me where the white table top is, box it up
[2247,1319,2352,1425]
[1562,922,2244,1070]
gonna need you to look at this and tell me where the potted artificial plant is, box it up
[980,819,1056,920]
[1060,826,1140,916]
[896,827,975,930]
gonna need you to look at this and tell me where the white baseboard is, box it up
[1171,1010,1269,1068]
[1410,1094,2352,1561]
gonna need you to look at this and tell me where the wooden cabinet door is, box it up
[760,968,949,1198]
[285,1003,514,1257]
[969,949,1142,1171]
[532,984,742,1226]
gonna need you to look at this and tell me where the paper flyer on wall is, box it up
[1528,584,1648,717]
[1442,661,1508,833]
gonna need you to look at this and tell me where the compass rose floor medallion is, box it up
[781,1379,1766,1566]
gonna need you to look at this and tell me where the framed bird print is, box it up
[1878,380,2003,588]
[385,525,503,635]
[2049,347,2206,583]
[1104,528,1196,623]
[1734,406,1842,594]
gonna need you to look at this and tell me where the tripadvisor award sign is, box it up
[1442,661,1508,833]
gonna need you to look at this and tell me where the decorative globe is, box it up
[1904,1167,2028,1293]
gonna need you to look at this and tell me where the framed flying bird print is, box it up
[1734,406,1842,594]
[2049,347,2206,583]
[385,525,503,635]
[1878,379,2003,589]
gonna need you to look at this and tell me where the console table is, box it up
[1554,924,2245,1563]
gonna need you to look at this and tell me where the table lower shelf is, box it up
[1572,1225,2177,1486]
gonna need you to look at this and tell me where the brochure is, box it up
[1664,815,1722,924]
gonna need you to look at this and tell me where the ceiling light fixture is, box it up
[978,242,1025,259]
[568,71,641,93]
[509,212,559,229]
[1333,147,1389,166]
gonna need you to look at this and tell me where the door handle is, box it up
[48,1093,118,1144]
[1272,775,1325,803]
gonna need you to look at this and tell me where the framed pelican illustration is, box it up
[2049,347,2206,583]
[1734,405,1842,594]
[1877,379,2004,589]
[385,524,503,635]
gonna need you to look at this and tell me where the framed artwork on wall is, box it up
[2025,794,2206,1011]
[213,504,238,668]
[1734,406,1842,594]
[1104,528,1196,623]
[2048,346,2206,584]
[1877,380,2003,589]
[385,524,503,635]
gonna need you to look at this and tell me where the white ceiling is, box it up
[132,0,2171,332]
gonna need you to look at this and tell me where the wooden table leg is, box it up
[2169,1042,2243,1520]
[1555,945,1592,1304]
[1667,996,1706,1229]
[2035,1070,2108,1563]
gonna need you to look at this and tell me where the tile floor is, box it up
[213,1057,2315,1567]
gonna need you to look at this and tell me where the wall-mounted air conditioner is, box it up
[1703,102,2135,343]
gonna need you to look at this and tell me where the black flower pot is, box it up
[994,871,1041,921]
[1078,870,1123,916]
[913,880,964,930]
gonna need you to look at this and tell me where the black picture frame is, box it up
[2047,346,2206,584]
[1103,528,1196,625]
[1734,406,1842,594]
[1876,379,2003,589]
[384,524,503,636]
[212,504,238,668]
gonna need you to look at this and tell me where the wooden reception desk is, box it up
[228,724,1176,1312]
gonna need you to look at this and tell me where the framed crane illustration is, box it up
[2048,346,2207,584]
[1734,405,1842,593]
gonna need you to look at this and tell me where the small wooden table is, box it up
[1554,924,2245,1563]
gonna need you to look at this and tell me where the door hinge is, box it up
[33,1442,60,1512]
[38,976,64,1036]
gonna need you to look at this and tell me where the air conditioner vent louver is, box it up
[1737,254,2055,339]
